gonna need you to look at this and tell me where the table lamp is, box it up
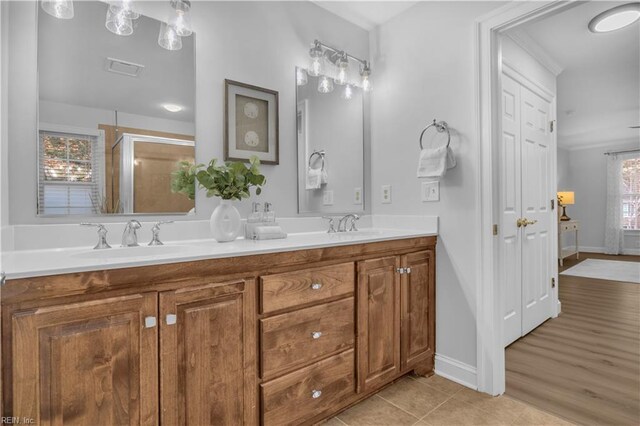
[557,191,574,221]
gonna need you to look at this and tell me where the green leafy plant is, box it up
[172,156,266,201]
[171,160,198,201]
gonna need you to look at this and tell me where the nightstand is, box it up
[558,220,579,266]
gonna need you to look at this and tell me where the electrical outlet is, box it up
[323,190,334,206]
[354,187,362,205]
[421,181,439,202]
[381,185,392,204]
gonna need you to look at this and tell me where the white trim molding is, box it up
[475,0,575,397]
[435,354,478,390]
[505,29,564,77]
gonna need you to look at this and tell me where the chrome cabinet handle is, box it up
[311,282,322,290]
[311,389,322,399]
[144,316,157,328]
[166,314,177,325]
[311,331,322,339]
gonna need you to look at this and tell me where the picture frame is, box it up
[224,79,279,165]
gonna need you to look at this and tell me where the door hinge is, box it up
[551,199,555,210]
[551,278,556,288]
[493,224,498,236]
[549,120,555,133]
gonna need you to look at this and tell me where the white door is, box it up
[501,73,554,346]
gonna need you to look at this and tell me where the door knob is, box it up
[517,218,538,227]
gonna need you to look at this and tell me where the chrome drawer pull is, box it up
[311,331,322,339]
[311,389,322,399]
[311,282,323,290]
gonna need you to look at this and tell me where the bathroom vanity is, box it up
[1,232,436,425]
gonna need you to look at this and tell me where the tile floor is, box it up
[325,374,573,426]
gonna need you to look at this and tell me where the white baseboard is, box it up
[434,354,477,390]
[570,246,640,256]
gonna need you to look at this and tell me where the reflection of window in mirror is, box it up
[38,127,105,215]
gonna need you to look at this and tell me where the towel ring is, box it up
[309,150,325,170]
[419,119,451,150]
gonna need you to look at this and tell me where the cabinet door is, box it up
[357,257,400,393]
[12,293,158,426]
[159,280,257,426]
[400,250,435,372]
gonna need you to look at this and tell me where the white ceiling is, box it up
[312,1,418,30]
[512,1,639,149]
[38,1,195,122]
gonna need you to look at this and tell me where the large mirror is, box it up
[296,67,365,214]
[37,1,195,215]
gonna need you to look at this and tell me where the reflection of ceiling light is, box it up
[158,21,182,51]
[106,6,133,36]
[163,104,183,112]
[589,3,640,33]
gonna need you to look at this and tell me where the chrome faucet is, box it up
[322,216,337,233]
[149,221,173,246]
[338,214,360,232]
[122,220,142,247]
[81,223,112,249]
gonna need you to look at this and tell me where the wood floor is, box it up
[506,252,640,426]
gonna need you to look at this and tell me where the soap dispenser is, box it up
[263,202,276,223]
[248,202,262,223]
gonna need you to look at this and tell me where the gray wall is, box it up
[5,1,369,224]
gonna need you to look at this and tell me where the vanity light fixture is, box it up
[106,6,134,36]
[109,0,139,20]
[41,0,74,19]
[169,0,193,37]
[163,103,183,112]
[318,75,334,94]
[308,41,324,77]
[588,3,640,33]
[335,52,349,85]
[296,68,308,86]
[158,21,182,50]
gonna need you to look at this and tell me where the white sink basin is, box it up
[73,245,193,260]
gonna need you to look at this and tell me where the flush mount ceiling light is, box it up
[41,0,74,19]
[163,104,183,112]
[588,3,640,33]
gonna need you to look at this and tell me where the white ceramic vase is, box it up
[210,199,242,242]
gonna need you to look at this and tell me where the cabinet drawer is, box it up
[261,349,355,426]
[260,262,355,313]
[261,298,354,378]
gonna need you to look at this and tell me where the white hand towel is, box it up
[320,168,328,185]
[306,167,322,190]
[446,146,457,170]
[417,146,447,179]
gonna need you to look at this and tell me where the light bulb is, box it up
[336,54,349,85]
[106,7,133,36]
[158,22,182,51]
[308,42,324,77]
[342,84,353,100]
[318,75,334,94]
[170,0,192,37]
[296,68,308,86]
[41,0,74,19]
[361,75,372,92]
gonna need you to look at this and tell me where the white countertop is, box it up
[1,228,436,280]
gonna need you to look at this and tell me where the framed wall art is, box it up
[224,79,279,164]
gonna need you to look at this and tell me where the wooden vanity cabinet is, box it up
[2,236,436,425]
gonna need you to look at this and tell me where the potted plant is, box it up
[172,156,266,242]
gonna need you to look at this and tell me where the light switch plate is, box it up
[323,190,334,206]
[422,181,439,202]
[381,185,392,204]
[354,187,362,205]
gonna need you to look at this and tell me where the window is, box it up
[38,129,104,215]
[622,157,640,230]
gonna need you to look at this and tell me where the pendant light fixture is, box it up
[169,0,192,37]
[41,0,74,19]
[335,52,349,85]
[360,62,372,92]
[106,6,133,36]
[158,22,182,50]
[109,0,139,20]
[296,68,308,86]
[308,41,324,77]
[318,75,334,94]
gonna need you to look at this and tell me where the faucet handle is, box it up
[348,214,360,232]
[322,216,337,233]
[80,223,111,250]
[149,221,173,246]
